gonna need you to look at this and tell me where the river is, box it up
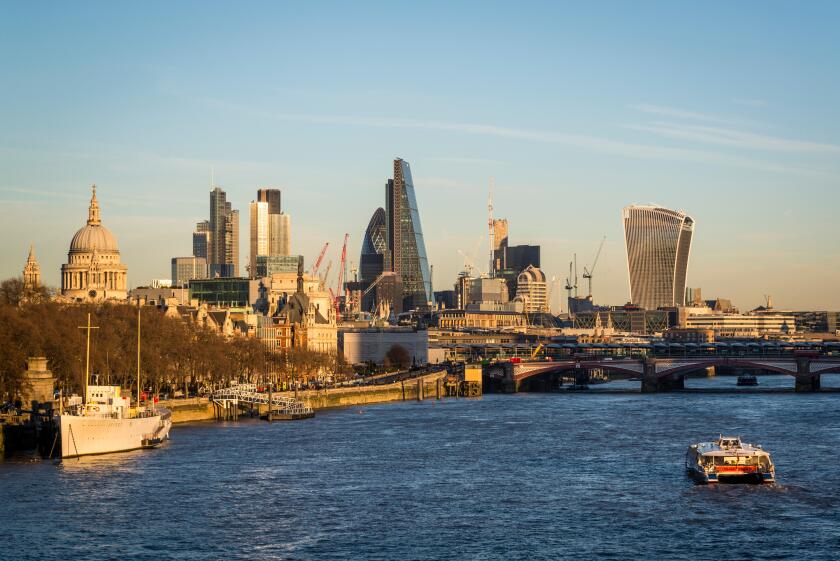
[2,375,840,560]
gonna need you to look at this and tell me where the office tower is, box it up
[492,218,509,272]
[385,158,432,310]
[623,205,694,310]
[360,207,387,284]
[226,209,239,277]
[209,187,239,277]
[249,201,269,277]
[505,244,540,271]
[269,213,291,256]
[193,220,210,259]
[171,256,208,286]
[257,188,282,214]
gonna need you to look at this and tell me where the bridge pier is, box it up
[641,360,684,393]
[795,358,820,392]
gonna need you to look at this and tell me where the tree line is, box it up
[0,278,351,402]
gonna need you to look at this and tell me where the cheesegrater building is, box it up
[623,205,694,310]
[386,158,433,311]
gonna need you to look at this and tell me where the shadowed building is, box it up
[623,205,694,310]
[209,187,239,277]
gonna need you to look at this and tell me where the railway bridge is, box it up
[495,356,840,393]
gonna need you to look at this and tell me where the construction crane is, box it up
[487,178,494,277]
[310,242,329,276]
[457,249,476,276]
[320,260,332,287]
[582,236,606,298]
[336,233,349,318]
[564,262,574,305]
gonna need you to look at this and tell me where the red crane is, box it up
[335,233,349,318]
[310,242,329,276]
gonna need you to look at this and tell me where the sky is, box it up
[1,1,839,311]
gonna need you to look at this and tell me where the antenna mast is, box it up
[488,178,494,277]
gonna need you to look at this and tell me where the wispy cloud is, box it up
[628,104,743,126]
[193,96,838,177]
[732,98,769,108]
[625,121,840,155]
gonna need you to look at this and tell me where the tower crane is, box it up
[564,261,574,304]
[336,233,349,318]
[321,260,333,287]
[582,236,606,299]
[310,242,329,276]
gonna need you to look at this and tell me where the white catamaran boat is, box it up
[685,436,775,484]
[57,311,171,459]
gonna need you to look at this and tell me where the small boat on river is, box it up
[685,436,775,484]
[737,373,759,387]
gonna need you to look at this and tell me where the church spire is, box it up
[87,184,101,225]
[23,245,41,290]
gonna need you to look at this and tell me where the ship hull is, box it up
[58,410,171,458]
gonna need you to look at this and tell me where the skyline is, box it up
[2,2,840,309]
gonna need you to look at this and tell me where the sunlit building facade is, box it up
[623,205,694,310]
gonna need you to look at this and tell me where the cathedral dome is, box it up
[68,185,120,253]
[69,223,119,253]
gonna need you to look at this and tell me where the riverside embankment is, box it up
[161,370,450,424]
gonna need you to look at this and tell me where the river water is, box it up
[2,375,840,560]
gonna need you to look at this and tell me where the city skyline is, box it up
[2,2,840,309]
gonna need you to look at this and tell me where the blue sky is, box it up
[2,1,839,310]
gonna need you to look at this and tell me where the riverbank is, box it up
[160,370,451,424]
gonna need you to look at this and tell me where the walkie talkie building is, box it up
[623,205,694,310]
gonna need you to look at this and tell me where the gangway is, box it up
[212,383,314,420]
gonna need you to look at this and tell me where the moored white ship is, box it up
[686,436,775,484]
[58,385,171,458]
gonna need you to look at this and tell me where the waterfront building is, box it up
[339,327,429,365]
[623,205,694,310]
[171,256,208,286]
[22,246,40,290]
[573,308,670,335]
[514,265,549,315]
[385,158,433,310]
[193,220,210,259]
[209,187,239,277]
[791,311,840,334]
[682,309,796,338]
[437,309,526,329]
[60,186,128,302]
[663,327,715,343]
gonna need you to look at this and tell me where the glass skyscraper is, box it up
[385,159,433,310]
[623,205,694,310]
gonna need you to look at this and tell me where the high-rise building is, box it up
[385,158,432,310]
[209,187,239,277]
[257,188,282,215]
[359,207,387,287]
[623,205,694,310]
[249,201,269,276]
[492,218,509,272]
[193,220,210,259]
[171,256,208,286]
[269,213,291,256]
[249,188,291,278]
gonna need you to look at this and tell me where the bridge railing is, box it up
[212,384,313,415]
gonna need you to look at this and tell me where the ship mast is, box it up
[77,313,98,404]
[137,307,142,407]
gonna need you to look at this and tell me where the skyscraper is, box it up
[385,158,432,310]
[249,201,269,276]
[249,188,291,278]
[193,220,210,260]
[492,218,509,272]
[623,205,694,310]
[209,187,239,277]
